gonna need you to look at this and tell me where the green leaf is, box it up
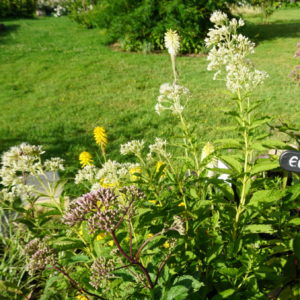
[250,116,271,130]
[219,155,242,173]
[36,202,59,209]
[173,275,204,292]
[218,267,239,276]
[252,142,266,151]
[51,238,85,251]
[248,190,284,207]
[288,218,300,226]
[293,235,300,260]
[212,289,235,300]
[251,160,279,174]
[261,139,287,149]
[215,139,242,150]
[66,254,90,264]
[166,285,189,300]
[244,224,275,234]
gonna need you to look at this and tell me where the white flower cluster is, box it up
[37,0,68,15]
[205,11,268,94]
[0,143,64,201]
[75,160,139,188]
[155,83,189,115]
[53,5,67,17]
[147,138,171,160]
[120,140,145,156]
[75,165,98,185]
[44,157,64,171]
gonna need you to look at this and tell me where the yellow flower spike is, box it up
[163,241,170,249]
[76,295,89,300]
[129,166,142,181]
[96,232,107,241]
[178,202,186,208]
[107,240,114,247]
[79,151,93,167]
[147,233,154,239]
[94,126,107,150]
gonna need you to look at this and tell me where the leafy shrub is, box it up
[0,0,37,18]
[36,0,69,16]
[68,0,236,53]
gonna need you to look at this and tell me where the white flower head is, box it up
[210,10,228,25]
[75,165,98,185]
[164,29,180,56]
[206,11,268,94]
[120,140,145,156]
[155,83,189,116]
[44,157,64,171]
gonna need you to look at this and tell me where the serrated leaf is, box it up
[215,139,241,150]
[51,238,84,250]
[261,139,287,149]
[252,142,266,151]
[35,202,59,209]
[219,155,242,173]
[244,224,275,234]
[250,116,271,130]
[251,160,279,174]
[248,190,284,207]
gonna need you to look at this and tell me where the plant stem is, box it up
[110,231,154,289]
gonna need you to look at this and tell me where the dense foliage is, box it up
[0,0,37,18]
[68,0,235,53]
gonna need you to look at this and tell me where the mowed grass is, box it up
[0,8,300,172]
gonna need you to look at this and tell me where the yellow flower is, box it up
[178,202,186,208]
[79,151,93,167]
[148,200,157,205]
[94,126,107,150]
[107,240,114,247]
[163,241,170,249]
[99,178,116,188]
[156,161,166,173]
[76,295,89,300]
[129,166,142,181]
[96,232,107,241]
[147,233,154,239]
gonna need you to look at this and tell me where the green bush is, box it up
[68,0,236,53]
[0,0,37,18]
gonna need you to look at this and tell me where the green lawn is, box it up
[0,8,300,172]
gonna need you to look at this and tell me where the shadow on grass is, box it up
[0,24,20,43]
[243,21,300,44]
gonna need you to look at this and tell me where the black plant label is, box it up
[279,151,300,173]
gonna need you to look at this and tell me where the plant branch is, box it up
[51,264,105,299]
